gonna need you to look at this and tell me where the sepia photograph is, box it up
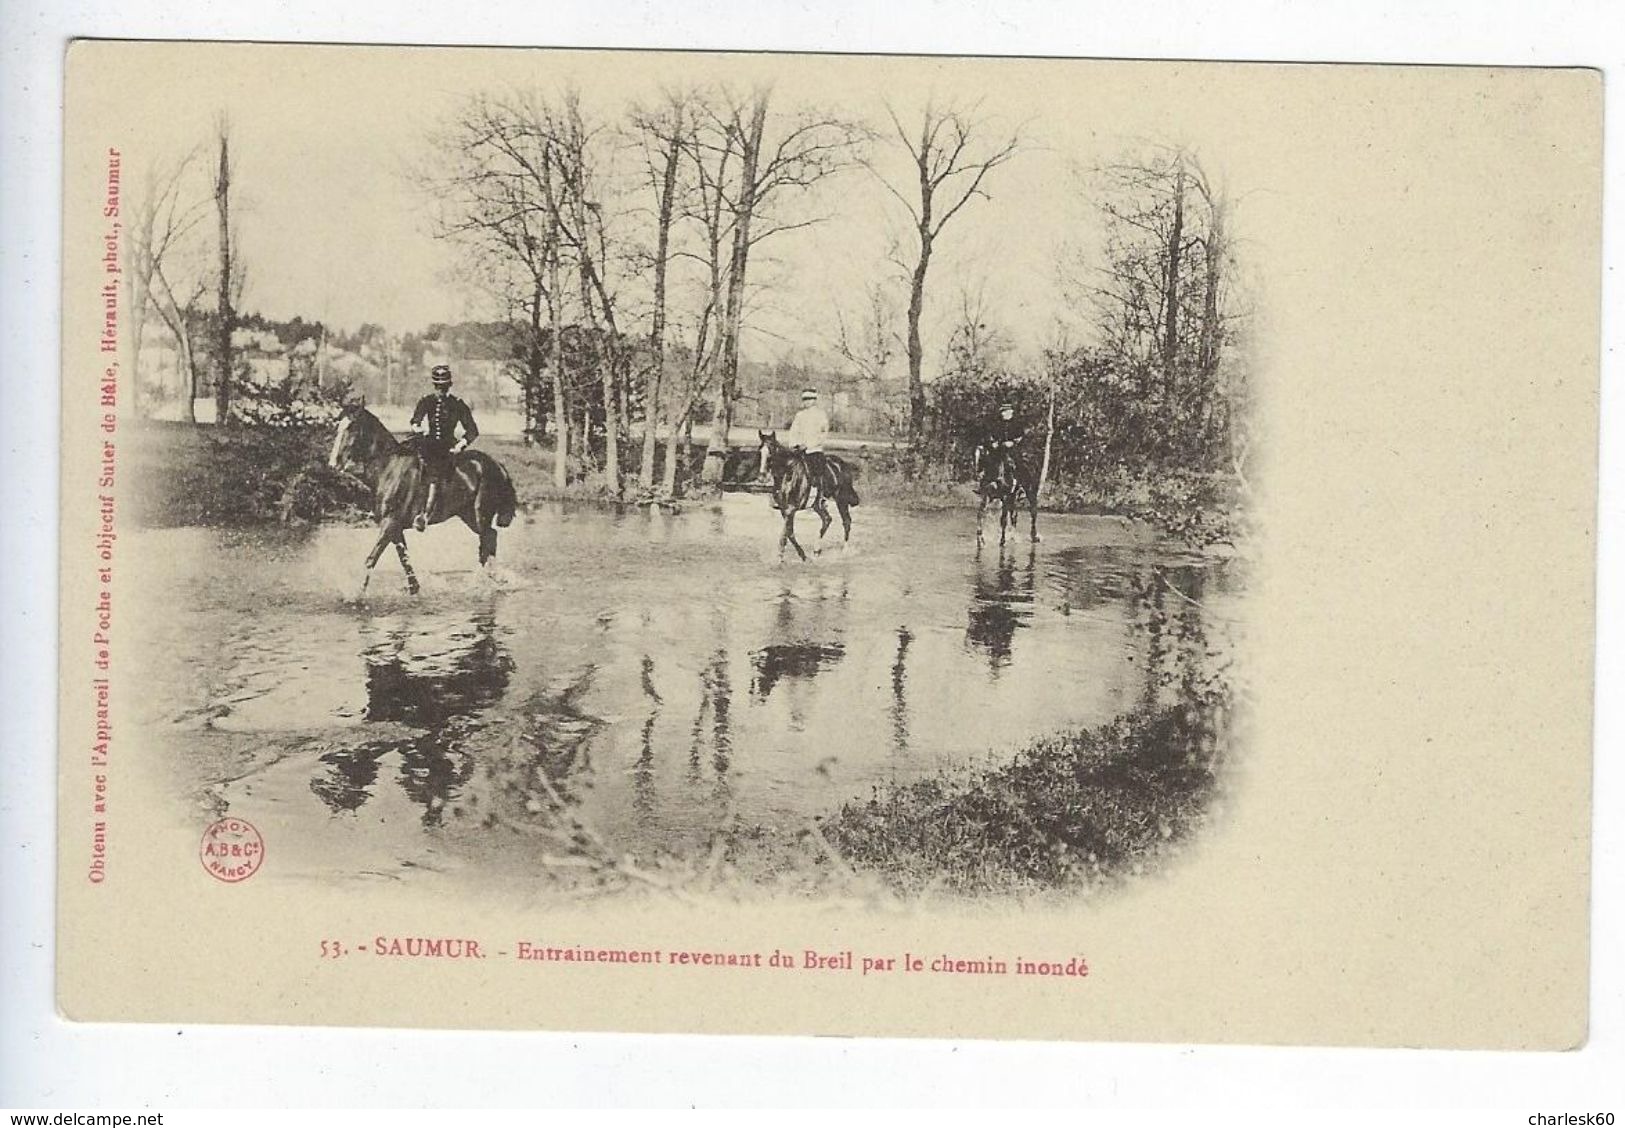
[103,44,1247,905]
[45,37,1601,1057]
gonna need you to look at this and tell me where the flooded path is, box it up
[126,497,1239,892]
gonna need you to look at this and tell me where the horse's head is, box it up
[977,442,1018,495]
[329,403,372,473]
[757,430,781,480]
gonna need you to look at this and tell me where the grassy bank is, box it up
[816,692,1231,897]
[845,449,1245,547]
[127,419,372,527]
[466,683,1235,905]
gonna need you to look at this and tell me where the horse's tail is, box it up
[833,456,861,507]
[490,461,518,527]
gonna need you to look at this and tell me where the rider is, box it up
[976,401,1025,480]
[410,364,479,532]
[785,386,833,498]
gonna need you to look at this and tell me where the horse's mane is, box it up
[346,405,411,455]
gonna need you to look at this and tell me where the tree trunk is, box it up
[905,237,931,450]
[571,209,618,495]
[548,315,567,488]
[213,129,234,426]
[1161,165,1185,395]
[541,157,570,489]
[640,124,682,492]
[526,282,546,445]
[639,365,662,492]
[182,337,198,425]
[704,94,767,480]
[904,108,937,453]
[662,402,691,498]
[1198,196,1225,378]
[1039,379,1057,496]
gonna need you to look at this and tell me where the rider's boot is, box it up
[416,482,437,532]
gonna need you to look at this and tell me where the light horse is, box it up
[975,441,1042,546]
[328,405,518,594]
[756,431,860,562]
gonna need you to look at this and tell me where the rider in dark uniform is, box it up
[410,364,479,531]
[976,401,1025,480]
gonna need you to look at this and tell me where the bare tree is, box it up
[213,118,237,426]
[1089,146,1230,398]
[422,92,572,485]
[833,280,899,385]
[941,273,1012,381]
[691,86,866,477]
[870,101,1021,447]
[659,109,736,497]
[130,150,213,424]
[553,93,629,496]
[127,149,206,418]
[832,280,902,432]
[627,89,690,493]
[1078,144,1243,469]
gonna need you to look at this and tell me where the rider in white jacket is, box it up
[786,388,832,495]
[786,388,830,451]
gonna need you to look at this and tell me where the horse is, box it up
[975,441,1041,546]
[328,405,518,594]
[756,431,860,562]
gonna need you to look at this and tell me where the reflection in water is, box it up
[749,643,847,700]
[310,611,513,825]
[890,626,913,756]
[361,613,513,726]
[309,743,389,813]
[398,729,478,826]
[688,649,735,805]
[515,669,604,806]
[965,544,1038,672]
[1124,566,1215,713]
[145,508,1237,877]
[1047,547,1109,614]
[752,581,852,738]
[634,654,661,819]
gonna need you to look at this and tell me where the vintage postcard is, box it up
[57,41,1600,1046]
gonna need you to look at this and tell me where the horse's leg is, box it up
[459,512,489,567]
[392,531,420,595]
[474,480,500,565]
[977,491,988,546]
[812,498,833,552]
[360,521,396,594]
[782,509,808,562]
[999,494,1011,546]
[1029,486,1041,543]
[837,498,852,542]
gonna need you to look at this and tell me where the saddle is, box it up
[794,450,853,506]
[978,445,1028,495]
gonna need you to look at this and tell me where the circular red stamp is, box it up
[200,817,265,883]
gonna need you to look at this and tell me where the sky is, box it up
[104,43,1249,372]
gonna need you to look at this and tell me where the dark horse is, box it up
[756,431,860,562]
[328,405,518,594]
[975,441,1041,546]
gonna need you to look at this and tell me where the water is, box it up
[126,496,1239,891]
